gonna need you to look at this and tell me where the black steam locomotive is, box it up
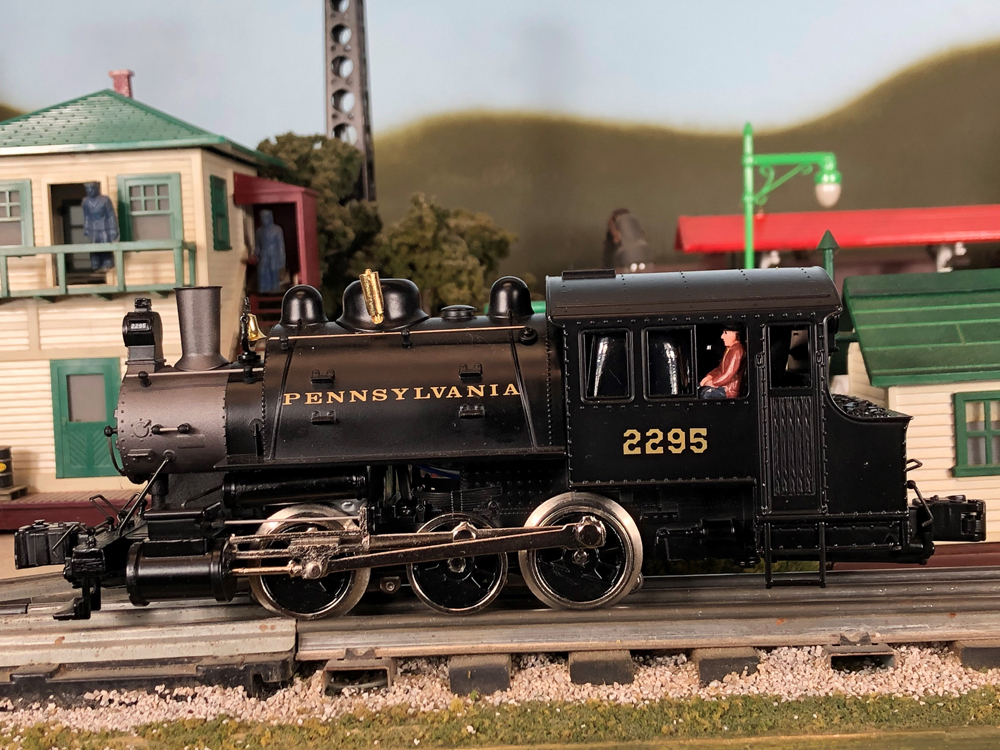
[15,267,986,620]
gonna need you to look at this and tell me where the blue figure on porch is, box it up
[255,209,286,294]
[82,182,119,270]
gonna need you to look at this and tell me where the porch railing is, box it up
[0,239,197,299]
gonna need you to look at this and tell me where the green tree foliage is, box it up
[351,193,515,313]
[0,102,22,122]
[256,133,381,311]
[256,134,516,315]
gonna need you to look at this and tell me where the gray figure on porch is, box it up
[82,182,119,270]
[254,210,286,294]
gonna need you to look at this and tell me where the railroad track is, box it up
[3,568,1000,697]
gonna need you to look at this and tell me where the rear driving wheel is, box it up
[518,493,642,610]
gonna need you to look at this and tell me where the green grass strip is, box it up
[8,688,1000,749]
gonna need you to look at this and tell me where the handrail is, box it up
[0,239,197,299]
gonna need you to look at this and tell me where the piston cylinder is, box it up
[125,542,235,606]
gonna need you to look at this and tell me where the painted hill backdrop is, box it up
[375,42,1000,282]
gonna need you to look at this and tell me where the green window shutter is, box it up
[0,179,34,247]
[116,173,183,242]
[953,391,1000,477]
[210,175,231,250]
[51,358,121,479]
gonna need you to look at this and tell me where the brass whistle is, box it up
[360,268,385,325]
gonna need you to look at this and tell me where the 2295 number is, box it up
[622,428,708,456]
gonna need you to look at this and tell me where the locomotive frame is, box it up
[15,267,986,620]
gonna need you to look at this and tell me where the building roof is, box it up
[675,205,1000,254]
[844,269,1000,387]
[546,266,840,320]
[0,89,284,168]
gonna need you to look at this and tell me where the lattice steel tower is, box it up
[325,0,376,200]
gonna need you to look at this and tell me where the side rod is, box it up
[229,519,606,577]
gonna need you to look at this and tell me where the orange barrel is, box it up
[0,447,11,489]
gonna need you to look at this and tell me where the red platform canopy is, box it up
[675,205,1000,254]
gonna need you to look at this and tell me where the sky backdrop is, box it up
[3,1,1000,147]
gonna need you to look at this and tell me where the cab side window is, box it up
[768,323,812,388]
[645,328,694,398]
[582,329,631,400]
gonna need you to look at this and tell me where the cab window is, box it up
[645,328,694,398]
[768,323,812,389]
[582,329,631,401]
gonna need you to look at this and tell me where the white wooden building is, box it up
[0,81,285,493]
[844,269,1000,540]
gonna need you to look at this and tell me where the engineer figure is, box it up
[698,324,744,399]
[82,182,119,270]
[254,209,286,294]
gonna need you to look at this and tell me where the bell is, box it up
[245,312,266,343]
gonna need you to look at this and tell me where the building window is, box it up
[954,391,1000,477]
[581,329,632,401]
[50,358,120,478]
[0,180,33,247]
[209,176,231,250]
[117,173,182,241]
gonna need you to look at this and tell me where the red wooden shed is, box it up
[233,173,321,287]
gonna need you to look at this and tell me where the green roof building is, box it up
[0,88,282,168]
[844,269,1000,538]
[0,75,309,497]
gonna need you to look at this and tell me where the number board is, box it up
[568,402,758,485]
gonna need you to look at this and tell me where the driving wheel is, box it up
[407,512,508,614]
[518,493,642,610]
[249,504,370,620]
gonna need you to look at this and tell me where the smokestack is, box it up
[109,69,135,98]
[175,287,229,371]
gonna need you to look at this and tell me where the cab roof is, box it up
[545,266,841,320]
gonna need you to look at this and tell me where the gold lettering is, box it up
[414,387,430,400]
[667,428,686,454]
[446,386,462,398]
[283,393,300,405]
[431,386,447,398]
[373,389,388,402]
[489,384,499,396]
[466,384,484,397]
[645,428,664,454]
[503,383,520,396]
[350,390,368,402]
[305,392,322,404]
[689,428,708,454]
[327,391,344,404]
[623,429,641,455]
[392,388,410,401]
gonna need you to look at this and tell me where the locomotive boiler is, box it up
[15,267,986,620]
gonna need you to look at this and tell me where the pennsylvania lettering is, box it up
[282,383,520,406]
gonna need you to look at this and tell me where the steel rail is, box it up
[3,567,1000,674]
[296,567,1000,659]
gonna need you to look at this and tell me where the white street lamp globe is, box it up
[815,181,841,208]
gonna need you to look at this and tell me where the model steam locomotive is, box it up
[15,267,986,620]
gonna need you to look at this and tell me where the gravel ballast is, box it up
[1,644,999,735]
